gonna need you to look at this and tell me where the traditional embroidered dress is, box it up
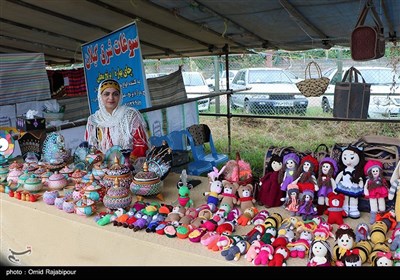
[85,80,149,159]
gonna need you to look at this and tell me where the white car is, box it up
[206,70,238,91]
[321,66,400,119]
[182,71,211,111]
[230,68,308,114]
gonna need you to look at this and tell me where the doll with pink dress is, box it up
[364,160,389,224]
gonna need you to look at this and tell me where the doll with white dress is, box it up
[334,146,365,219]
[364,160,389,224]
[307,239,332,266]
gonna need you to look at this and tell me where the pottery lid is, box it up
[49,171,66,181]
[24,174,41,184]
[9,161,23,170]
[134,162,159,182]
[59,166,74,174]
[41,170,53,178]
[18,170,30,180]
[8,169,22,177]
[71,169,86,178]
[106,178,130,198]
[74,196,94,207]
[22,163,38,172]
[105,158,130,176]
[34,167,46,175]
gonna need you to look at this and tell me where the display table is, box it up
[1,172,370,266]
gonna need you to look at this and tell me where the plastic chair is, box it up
[186,124,229,168]
[149,134,170,148]
[168,129,213,176]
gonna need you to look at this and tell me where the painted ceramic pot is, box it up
[22,162,38,173]
[59,165,74,179]
[47,171,68,191]
[63,185,75,200]
[43,190,60,205]
[23,174,43,193]
[103,177,132,210]
[7,169,23,184]
[40,170,54,185]
[91,163,105,180]
[54,196,67,210]
[130,162,162,197]
[70,169,86,184]
[33,166,46,177]
[102,157,133,189]
[17,170,31,187]
[0,166,9,183]
[8,161,23,171]
[74,196,96,217]
[62,199,75,213]
[82,175,103,202]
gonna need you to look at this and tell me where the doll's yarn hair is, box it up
[308,239,333,263]
[338,145,365,183]
[266,154,283,173]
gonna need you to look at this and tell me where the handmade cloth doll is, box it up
[296,189,317,221]
[257,154,284,208]
[279,153,300,195]
[292,155,319,193]
[307,239,333,266]
[218,180,239,214]
[282,184,300,216]
[364,160,389,224]
[203,169,224,212]
[332,225,356,266]
[334,145,365,219]
[317,157,338,215]
[389,160,400,228]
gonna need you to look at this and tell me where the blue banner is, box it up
[81,22,150,114]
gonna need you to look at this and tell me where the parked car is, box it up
[206,70,239,91]
[320,66,400,119]
[230,68,309,114]
[283,69,303,83]
[182,71,211,111]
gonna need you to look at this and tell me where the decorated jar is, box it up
[91,162,105,180]
[62,199,75,213]
[74,196,96,217]
[22,162,38,173]
[23,174,43,193]
[54,196,67,210]
[63,185,75,200]
[130,162,162,198]
[82,174,103,202]
[59,165,74,179]
[8,161,23,171]
[43,190,59,205]
[70,169,86,184]
[33,166,46,177]
[47,171,68,191]
[40,169,53,185]
[17,170,31,187]
[7,169,22,184]
[81,172,93,184]
[0,165,9,183]
[72,186,83,201]
[103,177,132,210]
[102,157,133,189]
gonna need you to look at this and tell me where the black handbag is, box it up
[333,67,371,119]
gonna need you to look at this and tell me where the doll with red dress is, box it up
[258,154,284,207]
[292,155,319,194]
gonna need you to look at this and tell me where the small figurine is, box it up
[307,239,333,266]
[177,170,193,208]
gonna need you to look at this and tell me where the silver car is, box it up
[321,66,400,119]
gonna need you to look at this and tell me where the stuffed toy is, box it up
[179,207,198,226]
[216,221,235,235]
[355,222,371,242]
[332,225,356,266]
[370,220,389,245]
[281,183,300,216]
[389,228,400,251]
[343,249,362,266]
[226,207,241,222]
[292,154,319,193]
[204,166,225,212]
[253,243,274,266]
[260,226,277,245]
[146,211,169,233]
[221,239,250,261]
[375,252,393,266]
[389,160,400,228]
[287,228,313,258]
[236,207,258,226]
[334,145,365,219]
[369,242,391,266]
[364,160,389,224]
[268,246,290,266]
[376,207,397,230]
[251,209,270,225]
[218,180,239,213]
[296,189,317,221]
[200,231,220,247]
[353,240,372,264]
[279,152,300,196]
[307,239,333,267]
[236,183,256,212]
[264,212,283,229]
[244,240,263,263]
[257,154,284,207]
[317,157,338,215]
[324,192,346,226]
[164,205,186,226]
[245,224,266,244]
